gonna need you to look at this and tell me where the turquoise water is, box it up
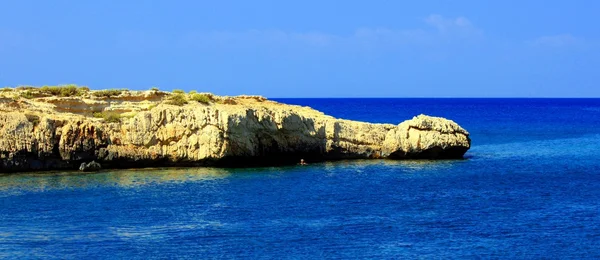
[2,99,600,258]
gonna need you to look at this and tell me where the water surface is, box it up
[1,98,600,258]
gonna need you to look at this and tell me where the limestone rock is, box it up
[383,114,471,159]
[0,90,471,172]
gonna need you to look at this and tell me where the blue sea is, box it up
[2,98,600,259]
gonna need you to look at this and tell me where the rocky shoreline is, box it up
[0,86,471,173]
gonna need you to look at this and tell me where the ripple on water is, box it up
[1,135,600,258]
[0,167,233,194]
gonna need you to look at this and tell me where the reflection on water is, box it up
[0,167,233,192]
[0,159,463,193]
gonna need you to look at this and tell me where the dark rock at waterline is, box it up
[79,161,102,172]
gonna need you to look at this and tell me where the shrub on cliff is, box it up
[190,93,211,104]
[39,84,89,97]
[15,85,37,90]
[93,111,122,123]
[93,89,125,98]
[166,94,188,106]
[43,85,75,96]
[20,91,35,99]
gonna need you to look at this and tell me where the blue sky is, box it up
[1,1,598,97]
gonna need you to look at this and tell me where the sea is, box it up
[1,98,600,259]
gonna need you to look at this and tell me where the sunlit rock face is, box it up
[0,90,470,172]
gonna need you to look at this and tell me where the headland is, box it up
[0,85,471,172]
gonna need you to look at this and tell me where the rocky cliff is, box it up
[0,87,470,172]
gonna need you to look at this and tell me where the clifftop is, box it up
[0,85,470,172]
[0,85,273,121]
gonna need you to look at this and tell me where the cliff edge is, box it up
[0,87,470,172]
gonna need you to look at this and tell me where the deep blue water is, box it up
[2,98,600,259]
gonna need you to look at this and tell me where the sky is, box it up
[0,1,599,97]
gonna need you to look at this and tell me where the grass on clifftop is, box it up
[2,85,248,106]
[40,85,89,97]
[166,93,188,106]
[92,89,127,98]
[190,93,211,104]
[165,91,213,106]
[8,84,90,98]
[20,91,35,99]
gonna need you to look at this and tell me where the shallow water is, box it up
[1,99,600,258]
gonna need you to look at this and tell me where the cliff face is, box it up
[0,90,470,172]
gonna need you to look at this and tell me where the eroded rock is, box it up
[0,91,470,172]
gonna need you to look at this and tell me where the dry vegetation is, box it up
[0,85,244,116]
[93,111,122,123]
[166,93,188,106]
[2,84,90,98]
[1,86,235,105]
[92,89,127,98]
[190,93,211,104]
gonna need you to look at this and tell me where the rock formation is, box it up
[0,88,470,172]
[79,161,102,172]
